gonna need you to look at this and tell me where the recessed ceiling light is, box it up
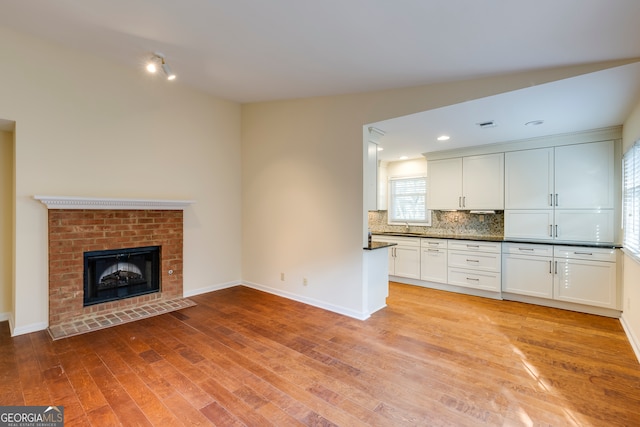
[377,147,384,151]
[437,135,450,141]
[400,156,409,160]
[525,120,544,126]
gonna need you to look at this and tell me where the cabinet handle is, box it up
[574,251,593,256]
[466,259,480,263]
[549,260,552,274]
[462,196,466,208]
[549,193,553,207]
[466,277,480,281]
[554,260,558,275]
[466,244,480,248]
[549,225,553,237]
[555,225,558,238]
[458,196,462,208]
[518,248,534,251]
[427,249,440,252]
[555,193,558,206]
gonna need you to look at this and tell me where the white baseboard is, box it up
[11,321,48,337]
[620,314,640,364]
[183,280,241,298]
[242,281,369,320]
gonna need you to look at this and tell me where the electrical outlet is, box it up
[280,272,285,281]
[303,277,308,286]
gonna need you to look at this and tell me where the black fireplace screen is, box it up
[83,246,160,306]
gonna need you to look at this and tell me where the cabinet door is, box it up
[462,153,504,209]
[554,141,614,209]
[504,210,554,240]
[420,248,447,283]
[502,254,553,298]
[505,148,553,209]
[393,245,421,279]
[366,141,378,211]
[427,158,462,210]
[553,259,617,309]
[554,210,614,243]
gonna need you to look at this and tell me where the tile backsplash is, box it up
[368,210,504,237]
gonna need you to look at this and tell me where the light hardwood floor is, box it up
[1,282,639,426]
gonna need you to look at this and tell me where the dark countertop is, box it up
[363,241,397,251]
[372,232,621,249]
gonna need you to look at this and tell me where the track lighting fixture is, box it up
[146,52,176,81]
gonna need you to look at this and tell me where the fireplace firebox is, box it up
[84,246,160,306]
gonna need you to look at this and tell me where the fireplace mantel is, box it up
[34,195,195,210]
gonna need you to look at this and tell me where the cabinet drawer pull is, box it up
[574,251,593,256]
[554,260,558,274]
[549,260,552,274]
[466,259,480,263]
[466,277,480,281]
[555,193,558,206]
[458,196,462,208]
[518,248,534,251]
[466,244,480,248]
[555,225,558,238]
[462,196,466,207]
[427,249,440,252]
[549,224,553,237]
[427,242,440,246]
[549,193,553,207]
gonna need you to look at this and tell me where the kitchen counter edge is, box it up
[363,241,397,251]
[372,232,621,249]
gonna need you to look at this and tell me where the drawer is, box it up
[372,235,421,247]
[447,240,501,253]
[448,250,501,272]
[448,268,501,292]
[420,238,448,249]
[553,246,616,262]
[502,242,553,257]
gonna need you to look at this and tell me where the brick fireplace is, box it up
[35,196,194,332]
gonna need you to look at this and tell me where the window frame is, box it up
[623,140,640,260]
[387,175,431,226]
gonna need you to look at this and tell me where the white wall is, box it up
[0,26,242,335]
[622,96,640,360]
[241,60,634,319]
[386,158,428,179]
[0,130,13,320]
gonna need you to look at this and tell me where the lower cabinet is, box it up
[372,236,421,279]
[502,243,619,310]
[420,238,447,282]
[447,240,502,292]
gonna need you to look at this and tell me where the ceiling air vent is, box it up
[477,120,496,128]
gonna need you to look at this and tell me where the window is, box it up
[623,141,640,255]
[388,176,431,225]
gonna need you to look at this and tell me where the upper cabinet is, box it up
[504,140,616,244]
[428,153,504,210]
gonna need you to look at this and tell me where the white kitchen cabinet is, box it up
[502,243,554,298]
[427,157,462,209]
[553,246,618,309]
[420,238,447,283]
[504,140,615,244]
[428,153,504,210]
[554,141,615,209]
[505,148,553,209]
[502,243,619,310]
[366,141,378,211]
[447,240,501,292]
[372,236,420,279]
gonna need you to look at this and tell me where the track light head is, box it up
[146,52,176,81]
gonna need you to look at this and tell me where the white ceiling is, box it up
[2,0,640,154]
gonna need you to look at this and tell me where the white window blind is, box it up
[623,141,640,254]
[388,176,431,225]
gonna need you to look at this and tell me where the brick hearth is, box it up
[47,209,184,329]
